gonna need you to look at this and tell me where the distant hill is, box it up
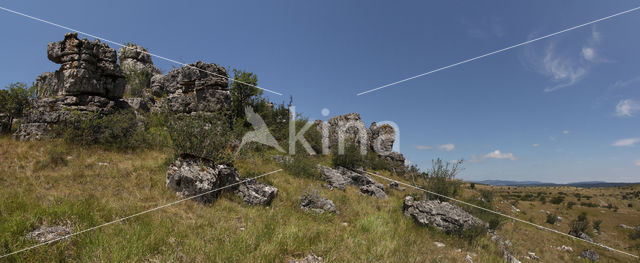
[474,180,639,188]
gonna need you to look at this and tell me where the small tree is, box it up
[425,158,463,201]
[229,69,262,121]
[0,82,35,133]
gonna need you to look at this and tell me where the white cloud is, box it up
[615,99,640,117]
[438,143,455,151]
[581,47,596,62]
[532,144,540,147]
[563,130,570,134]
[473,150,518,162]
[415,144,455,151]
[526,27,602,92]
[415,145,432,150]
[612,138,640,147]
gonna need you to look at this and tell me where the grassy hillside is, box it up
[0,137,638,262]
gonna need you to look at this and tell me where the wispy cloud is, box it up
[415,144,455,151]
[563,130,570,134]
[415,145,432,150]
[526,27,603,92]
[609,76,640,90]
[438,143,455,151]
[615,99,640,117]
[471,150,518,162]
[612,138,640,147]
[635,160,640,166]
[532,144,540,147]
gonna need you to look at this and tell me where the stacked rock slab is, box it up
[317,165,387,198]
[150,61,231,116]
[13,33,126,141]
[118,44,162,111]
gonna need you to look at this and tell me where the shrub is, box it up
[58,109,154,151]
[470,183,475,189]
[629,203,633,208]
[630,228,640,240]
[593,219,602,232]
[539,195,547,204]
[546,213,558,225]
[35,146,67,170]
[331,143,364,169]
[567,201,576,209]
[580,202,598,208]
[569,212,590,235]
[167,112,233,164]
[479,189,494,203]
[457,224,487,244]
[0,82,35,134]
[550,196,564,205]
[282,154,320,179]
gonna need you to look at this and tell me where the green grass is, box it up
[1,137,638,262]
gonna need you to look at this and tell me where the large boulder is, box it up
[318,165,348,190]
[369,122,395,154]
[40,32,125,99]
[403,196,486,233]
[166,155,240,204]
[150,61,231,115]
[26,226,72,243]
[568,229,594,243]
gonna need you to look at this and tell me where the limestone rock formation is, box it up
[235,180,278,205]
[568,229,594,243]
[403,196,486,233]
[166,155,240,204]
[118,44,161,106]
[26,226,72,243]
[150,61,231,115]
[581,249,599,261]
[300,192,337,213]
[317,165,387,198]
[369,122,395,154]
[39,33,125,99]
[14,33,127,141]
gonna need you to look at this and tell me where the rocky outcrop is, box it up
[14,33,127,141]
[118,44,161,108]
[26,226,72,243]
[39,33,125,99]
[403,196,486,233]
[235,180,278,205]
[369,122,395,154]
[581,249,599,261]
[490,231,521,263]
[300,192,337,213]
[150,61,231,115]
[317,165,387,198]
[166,155,240,204]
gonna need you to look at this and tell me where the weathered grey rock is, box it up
[150,61,230,115]
[166,155,240,204]
[318,165,348,190]
[288,253,322,263]
[403,196,486,233]
[491,232,521,263]
[568,230,594,243]
[123,98,151,112]
[300,192,337,213]
[235,180,278,205]
[369,122,395,154]
[581,249,599,261]
[118,44,161,103]
[389,181,406,191]
[272,155,293,164]
[317,165,387,198]
[13,95,125,141]
[26,226,72,243]
[359,184,387,199]
[41,32,125,99]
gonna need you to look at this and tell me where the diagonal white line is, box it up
[0,169,283,259]
[357,169,640,259]
[0,6,283,96]
[357,5,640,96]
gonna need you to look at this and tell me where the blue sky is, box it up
[1,0,639,183]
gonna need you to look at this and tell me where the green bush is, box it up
[331,143,365,169]
[630,228,640,240]
[569,212,590,235]
[282,154,320,179]
[422,158,463,201]
[58,109,155,151]
[593,219,602,232]
[35,146,67,170]
[550,196,564,205]
[546,213,558,224]
[167,112,233,164]
[567,201,576,209]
